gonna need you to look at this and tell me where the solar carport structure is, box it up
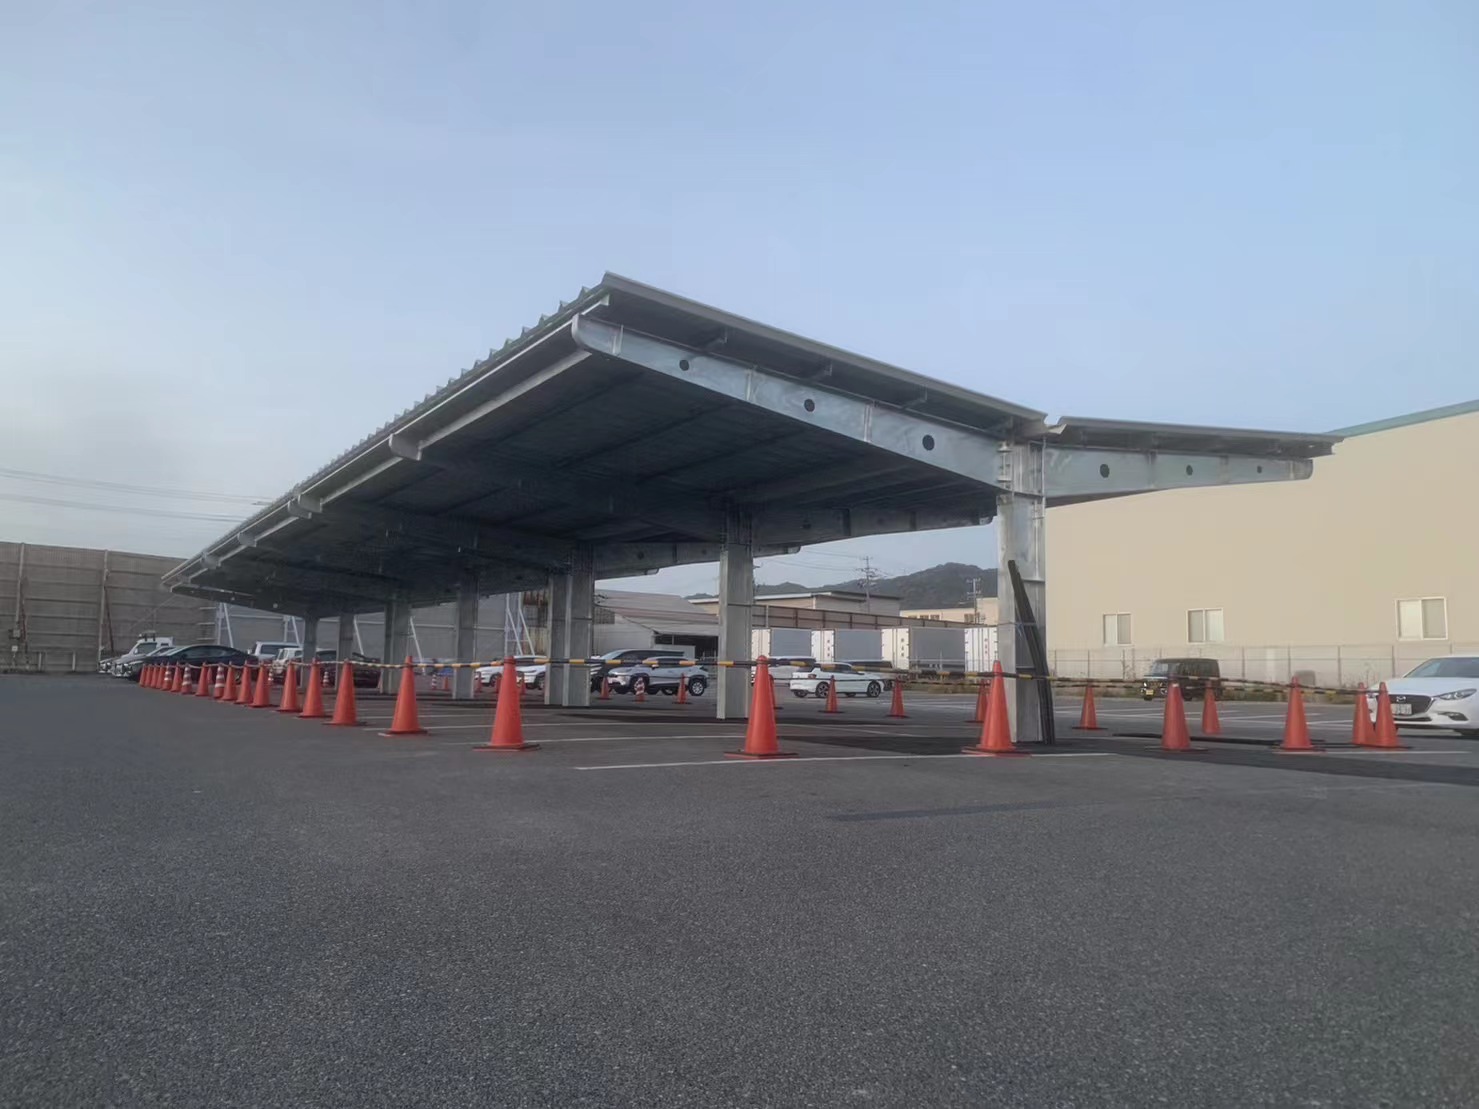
[165,275,1339,736]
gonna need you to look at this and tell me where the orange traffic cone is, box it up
[599,676,611,701]
[141,664,153,689]
[236,662,255,705]
[381,657,428,736]
[887,676,907,718]
[971,679,988,724]
[474,657,537,751]
[249,661,273,708]
[824,675,841,714]
[221,665,238,702]
[276,661,302,714]
[963,661,1025,755]
[324,661,364,726]
[634,677,646,703]
[195,664,212,697]
[1161,682,1195,752]
[727,657,794,759]
[1369,682,1404,750]
[1077,683,1103,730]
[676,671,689,704]
[298,660,327,719]
[212,665,226,699]
[1200,683,1222,735]
[179,664,195,694]
[1276,678,1319,753]
[1352,683,1375,746]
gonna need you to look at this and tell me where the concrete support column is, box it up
[996,441,1047,743]
[716,512,755,720]
[383,600,411,694]
[544,573,570,705]
[563,546,595,708]
[336,613,356,660]
[302,616,319,658]
[453,572,479,700]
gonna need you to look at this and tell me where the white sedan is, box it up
[475,657,547,690]
[788,663,891,699]
[1366,655,1479,736]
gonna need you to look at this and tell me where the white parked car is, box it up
[1366,655,1479,736]
[475,656,546,690]
[788,662,892,700]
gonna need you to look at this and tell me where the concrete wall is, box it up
[1046,405,1479,687]
[1,542,212,672]
[0,540,517,672]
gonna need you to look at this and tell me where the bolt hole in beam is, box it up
[1186,464,1194,475]
[804,398,816,412]
[922,434,936,451]
[679,358,691,371]
[1099,463,1110,478]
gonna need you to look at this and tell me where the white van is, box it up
[110,636,175,677]
[250,641,297,662]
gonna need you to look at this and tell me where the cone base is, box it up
[1159,746,1207,754]
[323,720,367,728]
[1074,725,1106,732]
[297,712,328,720]
[472,742,539,752]
[1353,745,1410,752]
[961,745,1030,757]
[275,706,300,714]
[380,728,429,737]
[249,703,275,710]
[1274,746,1323,755]
[887,713,908,719]
[725,750,797,759]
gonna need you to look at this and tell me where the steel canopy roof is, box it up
[164,274,1340,615]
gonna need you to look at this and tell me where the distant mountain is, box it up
[685,564,996,608]
[824,563,997,609]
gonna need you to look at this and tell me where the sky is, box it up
[3,0,1475,597]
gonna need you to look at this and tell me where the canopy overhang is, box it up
[164,274,1340,615]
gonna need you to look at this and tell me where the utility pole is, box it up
[859,556,885,613]
[967,576,981,623]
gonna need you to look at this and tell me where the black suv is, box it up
[127,643,252,682]
[1141,657,1222,701]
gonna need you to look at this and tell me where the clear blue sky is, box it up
[3,1,1475,594]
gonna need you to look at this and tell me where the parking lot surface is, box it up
[4,677,1478,1106]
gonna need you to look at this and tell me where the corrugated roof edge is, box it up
[1330,398,1479,438]
[163,281,611,580]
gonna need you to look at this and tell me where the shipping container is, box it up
[819,629,884,663]
[881,627,969,672]
[965,625,999,674]
[750,628,818,661]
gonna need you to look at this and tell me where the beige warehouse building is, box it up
[1047,399,1479,689]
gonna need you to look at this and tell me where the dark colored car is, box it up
[316,649,383,689]
[126,643,252,682]
[1141,657,1222,701]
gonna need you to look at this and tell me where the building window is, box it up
[1102,613,1131,646]
[1397,598,1447,640]
[1187,608,1225,643]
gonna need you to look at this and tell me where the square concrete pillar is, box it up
[563,546,595,708]
[335,614,356,660]
[996,441,1047,743]
[716,513,754,720]
[453,573,478,700]
[544,574,570,705]
[302,616,319,658]
[382,600,411,694]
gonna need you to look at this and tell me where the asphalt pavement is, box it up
[3,676,1478,1107]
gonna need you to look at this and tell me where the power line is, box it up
[0,466,271,504]
[0,491,249,522]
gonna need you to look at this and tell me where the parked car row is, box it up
[269,647,382,688]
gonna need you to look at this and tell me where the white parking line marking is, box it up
[576,752,1111,771]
